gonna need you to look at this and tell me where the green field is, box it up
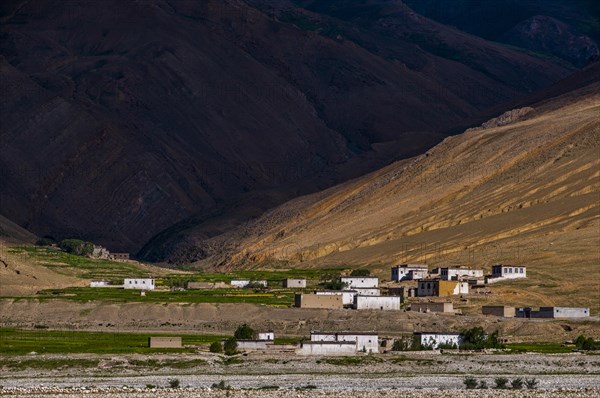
[0,328,226,355]
[29,287,297,306]
[506,343,576,354]
[7,246,151,280]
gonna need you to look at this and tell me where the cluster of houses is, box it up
[90,245,130,261]
[295,276,402,310]
[482,305,590,319]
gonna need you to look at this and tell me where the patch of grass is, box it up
[220,356,243,366]
[323,355,383,366]
[506,343,574,354]
[29,287,296,306]
[0,328,225,355]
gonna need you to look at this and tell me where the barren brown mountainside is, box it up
[189,69,599,307]
[0,0,576,257]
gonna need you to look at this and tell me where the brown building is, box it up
[482,306,516,317]
[148,337,182,348]
[295,293,343,309]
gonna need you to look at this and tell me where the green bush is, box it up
[478,380,488,389]
[525,378,538,389]
[211,380,231,390]
[223,337,238,356]
[575,335,598,350]
[494,377,509,389]
[168,379,180,388]
[209,341,223,353]
[234,324,256,340]
[58,239,94,256]
[460,327,504,350]
[350,269,370,276]
[511,378,524,389]
[463,377,477,389]
[35,237,55,246]
[145,384,156,389]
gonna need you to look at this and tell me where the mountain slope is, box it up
[193,76,599,281]
[0,0,574,255]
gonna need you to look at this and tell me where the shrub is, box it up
[320,279,348,290]
[511,378,524,389]
[58,239,94,256]
[525,378,538,389]
[463,377,477,389]
[494,377,509,389]
[211,380,231,390]
[460,327,504,350]
[478,380,488,389]
[168,379,180,388]
[223,337,238,356]
[234,324,256,340]
[575,335,598,350]
[350,269,370,276]
[209,341,223,353]
[145,384,155,389]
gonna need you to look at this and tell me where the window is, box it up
[520,268,523,273]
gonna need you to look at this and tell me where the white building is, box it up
[440,267,484,280]
[414,332,462,349]
[297,341,357,356]
[488,264,527,282]
[341,276,379,289]
[391,264,429,281]
[517,306,590,319]
[235,340,270,350]
[124,278,155,290]
[231,280,267,288]
[310,331,379,353]
[354,295,401,311]
[258,331,275,341]
[283,278,306,288]
[315,290,357,306]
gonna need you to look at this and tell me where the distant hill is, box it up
[0,0,575,257]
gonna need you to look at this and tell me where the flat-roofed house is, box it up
[391,264,429,281]
[440,267,484,280]
[283,278,307,288]
[353,295,401,311]
[296,341,357,356]
[487,264,527,283]
[310,331,379,353]
[414,332,462,349]
[295,293,343,309]
[417,280,469,297]
[231,280,267,288]
[340,276,379,289]
[517,306,590,318]
[482,306,516,317]
[124,278,155,290]
[315,290,357,306]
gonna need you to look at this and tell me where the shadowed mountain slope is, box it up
[0,0,575,256]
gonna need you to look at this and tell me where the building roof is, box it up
[311,331,378,336]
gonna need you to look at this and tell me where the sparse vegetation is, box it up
[168,378,180,388]
[494,377,509,389]
[210,341,223,353]
[511,378,524,389]
[463,377,477,389]
[478,380,488,389]
[323,355,383,366]
[525,378,539,389]
[349,269,370,276]
[211,380,231,390]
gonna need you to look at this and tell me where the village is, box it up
[84,245,592,357]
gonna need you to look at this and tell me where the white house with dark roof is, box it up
[310,331,379,353]
[391,264,429,281]
[414,332,462,349]
[124,278,155,290]
[487,264,527,283]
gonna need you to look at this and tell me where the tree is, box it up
[575,335,598,351]
[58,239,94,256]
[223,337,238,356]
[209,341,223,353]
[234,324,256,340]
[350,269,370,276]
[460,327,504,350]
